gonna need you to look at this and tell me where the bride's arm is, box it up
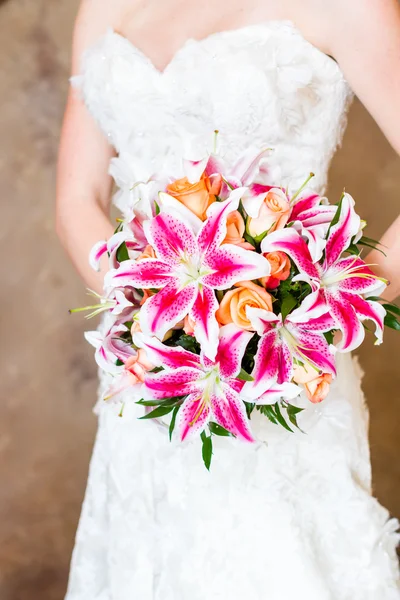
[56,1,124,294]
[326,0,400,301]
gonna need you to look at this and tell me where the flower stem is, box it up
[291,173,315,203]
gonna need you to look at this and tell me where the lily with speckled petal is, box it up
[242,292,337,401]
[105,192,270,360]
[262,193,387,352]
[134,324,255,442]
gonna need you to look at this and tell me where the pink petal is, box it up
[341,292,386,345]
[331,257,384,295]
[215,324,254,379]
[256,382,301,405]
[229,146,271,186]
[202,244,270,290]
[197,193,242,256]
[297,312,336,332]
[134,333,201,369]
[261,228,320,281]
[296,225,327,263]
[287,324,337,375]
[158,192,203,234]
[204,154,225,177]
[89,241,108,272]
[189,286,219,361]
[289,192,321,220]
[324,193,361,268]
[243,330,281,399]
[211,385,255,442]
[129,216,148,250]
[182,156,209,182]
[143,367,202,400]
[246,306,281,335]
[277,339,293,384]
[143,213,197,265]
[105,259,173,290]
[177,393,211,441]
[140,280,198,340]
[103,371,142,403]
[291,205,336,228]
[325,290,365,352]
[289,290,328,323]
[107,231,133,268]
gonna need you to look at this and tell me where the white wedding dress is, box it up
[65,22,400,600]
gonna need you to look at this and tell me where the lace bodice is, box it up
[74,21,353,214]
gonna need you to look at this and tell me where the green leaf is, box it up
[329,196,344,229]
[200,431,213,470]
[365,296,382,303]
[357,238,386,256]
[382,303,400,317]
[244,401,255,419]
[154,200,160,215]
[115,358,124,367]
[137,397,181,407]
[169,406,179,441]
[273,402,294,432]
[139,405,175,420]
[114,221,123,234]
[116,242,130,263]
[323,330,335,345]
[261,404,278,425]
[236,368,254,382]
[209,422,232,437]
[286,404,305,431]
[253,229,269,245]
[281,293,297,320]
[384,313,400,331]
[243,231,256,247]
[345,243,361,256]
[174,334,201,354]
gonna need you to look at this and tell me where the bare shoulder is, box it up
[71,0,136,71]
[292,0,400,57]
[316,0,399,57]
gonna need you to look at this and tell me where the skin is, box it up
[56,0,400,299]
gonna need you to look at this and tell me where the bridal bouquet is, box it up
[74,145,399,468]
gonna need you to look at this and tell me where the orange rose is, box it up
[223,211,255,250]
[166,173,220,220]
[183,315,196,335]
[140,288,156,306]
[137,245,157,261]
[293,364,333,404]
[216,280,273,330]
[247,189,290,237]
[124,350,154,384]
[260,251,291,289]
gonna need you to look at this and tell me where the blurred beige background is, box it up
[0,1,399,598]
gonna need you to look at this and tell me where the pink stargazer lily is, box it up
[243,184,337,261]
[262,194,386,352]
[85,324,136,374]
[90,230,141,272]
[105,193,270,360]
[289,190,337,261]
[134,325,255,442]
[242,293,337,401]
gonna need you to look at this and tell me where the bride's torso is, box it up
[74,21,353,214]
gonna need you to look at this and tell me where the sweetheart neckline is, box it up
[104,20,341,78]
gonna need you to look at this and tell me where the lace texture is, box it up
[66,21,400,600]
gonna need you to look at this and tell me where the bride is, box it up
[57,0,400,598]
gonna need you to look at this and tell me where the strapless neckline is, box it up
[106,20,342,79]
